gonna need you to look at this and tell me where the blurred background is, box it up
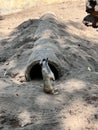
[0,0,67,14]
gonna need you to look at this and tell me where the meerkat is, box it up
[86,0,98,27]
[40,58,58,94]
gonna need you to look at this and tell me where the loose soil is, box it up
[0,1,98,130]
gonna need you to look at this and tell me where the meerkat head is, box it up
[39,58,48,66]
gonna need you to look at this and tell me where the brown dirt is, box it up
[0,1,98,130]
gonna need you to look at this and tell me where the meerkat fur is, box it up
[40,58,58,94]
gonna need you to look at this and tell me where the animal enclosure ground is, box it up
[0,0,98,130]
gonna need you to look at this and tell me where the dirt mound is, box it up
[1,13,98,83]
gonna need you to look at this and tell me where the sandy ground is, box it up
[0,0,98,130]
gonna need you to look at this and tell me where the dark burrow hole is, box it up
[29,63,59,80]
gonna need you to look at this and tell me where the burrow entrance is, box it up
[26,63,59,81]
